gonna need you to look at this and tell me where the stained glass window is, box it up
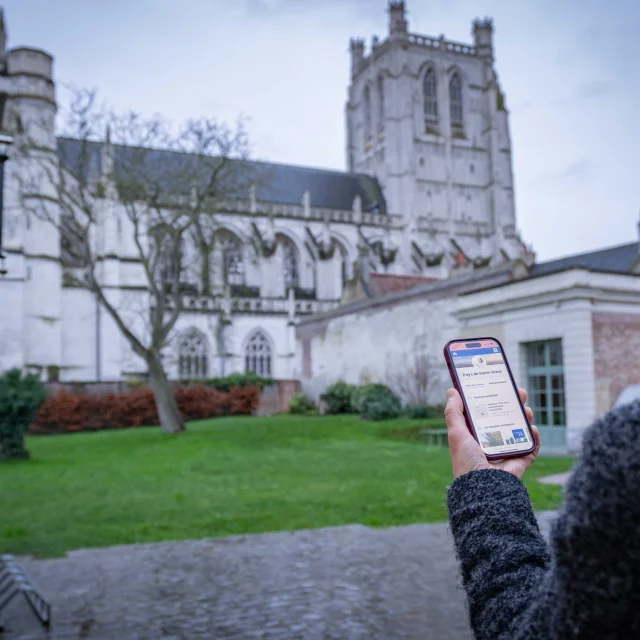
[450,72,463,126]
[177,328,208,379]
[423,68,438,125]
[245,331,272,376]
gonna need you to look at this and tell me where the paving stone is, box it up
[1,514,557,639]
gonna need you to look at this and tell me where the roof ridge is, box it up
[537,240,638,265]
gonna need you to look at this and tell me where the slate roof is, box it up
[57,137,386,213]
[530,241,639,277]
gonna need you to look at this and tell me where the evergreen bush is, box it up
[192,372,274,392]
[352,383,402,421]
[405,404,444,420]
[0,369,47,461]
[288,392,310,415]
[324,380,355,414]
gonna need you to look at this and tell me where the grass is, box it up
[0,415,574,558]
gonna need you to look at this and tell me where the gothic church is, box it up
[0,3,530,383]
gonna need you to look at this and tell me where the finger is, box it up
[525,406,533,425]
[530,425,541,457]
[518,388,528,404]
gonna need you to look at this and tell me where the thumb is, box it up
[444,388,467,433]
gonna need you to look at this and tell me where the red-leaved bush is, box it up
[30,385,261,434]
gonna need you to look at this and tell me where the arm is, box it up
[444,387,552,640]
[447,469,550,639]
[446,390,640,639]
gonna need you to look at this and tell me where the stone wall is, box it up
[296,294,460,404]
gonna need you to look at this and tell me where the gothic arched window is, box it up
[281,236,298,290]
[363,84,372,142]
[377,75,385,131]
[217,230,244,287]
[245,331,272,376]
[450,72,463,127]
[157,234,183,291]
[177,328,208,379]
[423,68,438,127]
[223,239,244,286]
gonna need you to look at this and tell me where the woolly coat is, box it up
[447,400,640,639]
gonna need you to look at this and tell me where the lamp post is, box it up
[0,133,13,276]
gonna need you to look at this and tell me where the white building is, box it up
[0,3,531,384]
[297,242,640,452]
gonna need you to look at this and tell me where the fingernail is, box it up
[447,388,454,399]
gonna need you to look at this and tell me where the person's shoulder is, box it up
[566,400,640,516]
[581,400,640,465]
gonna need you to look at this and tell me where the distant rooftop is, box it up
[57,137,387,214]
[531,241,639,278]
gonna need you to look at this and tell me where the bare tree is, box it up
[15,88,255,434]
[386,352,440,406]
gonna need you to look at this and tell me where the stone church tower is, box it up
[346,2,528,276]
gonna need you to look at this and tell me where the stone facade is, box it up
[296,266,640,452]
[0,3,530,384]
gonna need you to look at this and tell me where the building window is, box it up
[245,331,272,376]
[363,84,372,142]
[450,72,463,127]
[281,236,298,289]
[223,238,244,286]
[177,328,208,379]
[377,75,385,132]
[525,339,566,427]
[423,68,438,127]
[157,236,183,291]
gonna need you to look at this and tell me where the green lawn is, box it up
[0,415,574,558]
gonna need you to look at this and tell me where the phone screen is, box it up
[448,339,534,455]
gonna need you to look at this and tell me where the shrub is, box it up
[405,404,444,420]
[352,383,401,421]
[288,392,310,415]
[0,369,47,461]
[197,372,274,392]
[324,380,355,414]
[30,384,261,434]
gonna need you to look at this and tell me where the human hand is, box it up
[444,388,541,480]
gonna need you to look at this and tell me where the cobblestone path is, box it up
[2,514,556,640]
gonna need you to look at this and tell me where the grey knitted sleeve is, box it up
[447,469,550,639]
[446,400,640,640]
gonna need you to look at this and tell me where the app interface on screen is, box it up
[450,342,532,454]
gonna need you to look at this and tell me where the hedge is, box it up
[30,384,260,435]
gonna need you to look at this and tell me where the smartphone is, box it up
[443,337,536,460]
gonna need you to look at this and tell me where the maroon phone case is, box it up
[443,337,536,461]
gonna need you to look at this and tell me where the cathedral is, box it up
[1,2,638,453]
[0,2,528,383]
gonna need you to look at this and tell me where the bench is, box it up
[0,555,51,632]
[420,428,449,447]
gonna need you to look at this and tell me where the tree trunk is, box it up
[148,354,185,434]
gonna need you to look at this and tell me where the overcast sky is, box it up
[3,0,639,261]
